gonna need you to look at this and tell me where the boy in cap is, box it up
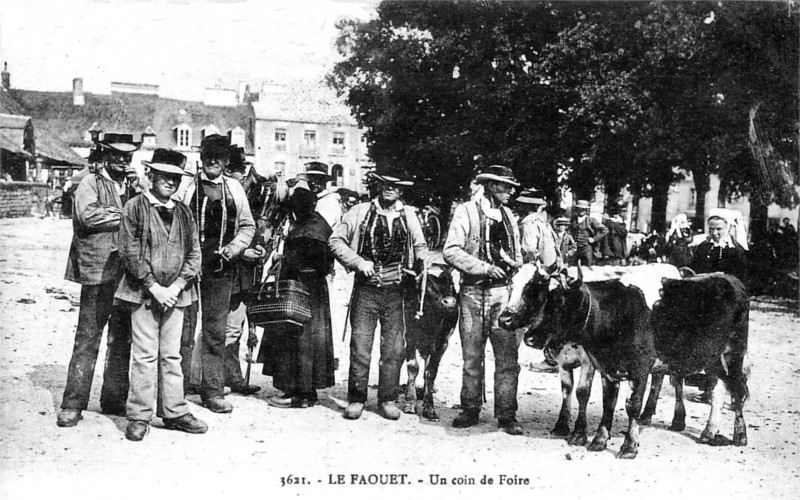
[115,149,207,441]
[329,171,429,420]
[57,133,140,428]
[176,134,255,413]
[443,165,524,435]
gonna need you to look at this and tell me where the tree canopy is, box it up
[329,0,799,230]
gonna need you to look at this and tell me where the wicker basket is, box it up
[247,279,311,327]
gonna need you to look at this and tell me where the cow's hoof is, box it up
[709,434,732,447]
[567,433,587,446]
[699,428,715,444]
[587,439,607,452]
[551,422,570,437]
[733,433,748,447]
[402,402,417,415]
[638,415,653,426]
[421,407,440,422]
[669,420,686,432]
[616,447,639,459]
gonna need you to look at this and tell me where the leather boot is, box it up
[452,410,480,428]
[202,397,233,414]
[163,413,208,434]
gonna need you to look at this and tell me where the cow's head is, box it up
[499,262,583,331]
[422,262,458,314]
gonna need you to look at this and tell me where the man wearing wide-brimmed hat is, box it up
[176,134,255,414]
[57,133,141,428]
[516,190,560,271]
[115,148,207,440]
[329,170,429,421]
[570,199,607,266]
[443,165,524,435]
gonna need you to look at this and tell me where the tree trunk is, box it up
[693,169,710,230]
[650,180,670,233]
[748,191,770,242]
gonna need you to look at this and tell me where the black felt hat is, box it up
[143,149,190,177]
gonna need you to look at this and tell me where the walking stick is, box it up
[341,285,355,342]
[245,345,254,387]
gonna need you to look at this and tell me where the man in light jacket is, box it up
[329,171,429,421]
[443,165,524,435]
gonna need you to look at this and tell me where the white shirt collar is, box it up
[144,191,175,209]
[200,171,224,185]
[372,198,404,215]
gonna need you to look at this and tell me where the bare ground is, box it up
[1,217,799,500]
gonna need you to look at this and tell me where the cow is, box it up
[507,263,681,448]
[651,273,749,447]
[402,261,459,421]
[500,264,749,458]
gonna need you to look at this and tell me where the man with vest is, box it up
[176,134,255,413]
[329,171,429,421]
[443,165,524,435]
[57,133,140,427]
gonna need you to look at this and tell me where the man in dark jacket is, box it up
[569,200,607,266]
[57,133,140,427]
[602,212,628,266]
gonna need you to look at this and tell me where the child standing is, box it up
[115,149,207,441]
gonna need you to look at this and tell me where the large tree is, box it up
[330,1,799,230]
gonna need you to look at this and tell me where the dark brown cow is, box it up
[403,262,459,421]
[500,265,749,458]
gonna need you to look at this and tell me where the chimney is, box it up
[73,78,85,106]
[2,62,10,90]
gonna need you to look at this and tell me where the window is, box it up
[303,130,316,147]
[175,125,192,150]
[229,127,246,147]
[333,132,345,147]
[274,128,287,152]
[332,164,344,186]
[688,188,696,210]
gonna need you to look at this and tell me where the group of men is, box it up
[54,131,597,439]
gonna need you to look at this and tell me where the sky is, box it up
[0,0,376,100]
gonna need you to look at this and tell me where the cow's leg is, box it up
[569,361,594,446]
[588,377,619,452]
[404,350,420,414]
[699,375,729,445]
[422,338,451,421]
[669,375,686,431]
[618,373,648,459]
[722,354,749,447]
[639,373,664,426]
[552,366,573,437]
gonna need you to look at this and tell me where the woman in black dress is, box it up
[257,188,336,408]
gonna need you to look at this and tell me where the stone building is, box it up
[253,81,373,192]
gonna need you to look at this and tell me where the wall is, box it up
[0,181,48,218]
